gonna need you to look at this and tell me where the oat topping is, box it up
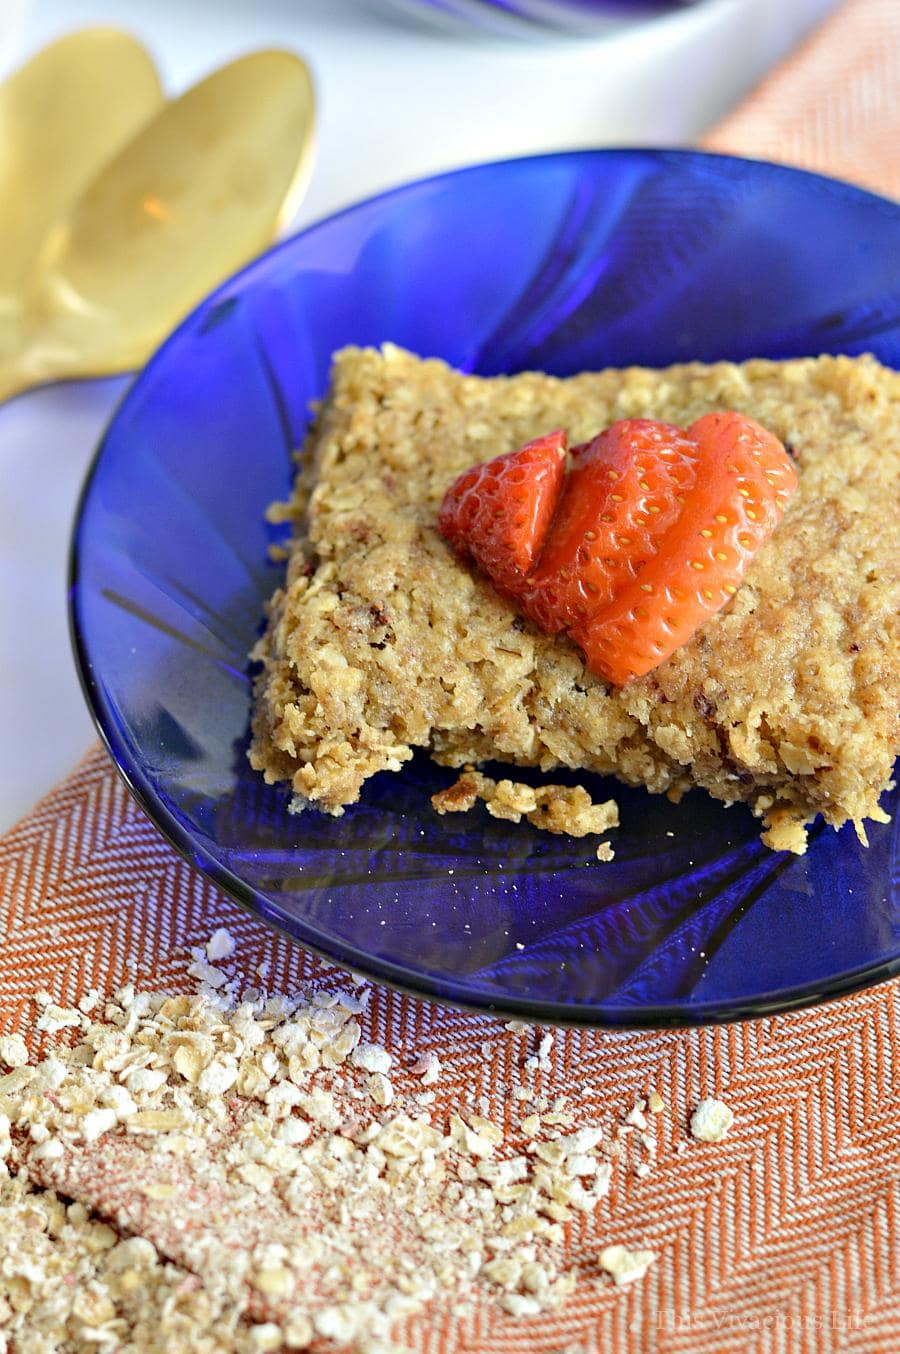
[690,1097,735,1142]
[0,931,670,1351]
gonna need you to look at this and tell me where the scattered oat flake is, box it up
[186,959,229,989]
[690,1097,734,1142]
[206,927,236,962]
[561,1125,603,1155]
[124,1067,167,1095]
[0,933,680,1351]
[0,1033,28,1067]
[410,1050,441,1084]
[81,1107,118,1143]
[351,1042,392,1074]
[647,1091,665,1114]
[31,1137,64,1162]
[0,1066,35,1094]
[125,1109,187,1134]
[367,1071,394,1107]
[0,1172,263,1354]
[599,1244,656,1286]
[36,1003,83,1035]
[198,1058,239,1096]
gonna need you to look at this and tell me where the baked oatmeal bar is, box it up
[249,345,900,852]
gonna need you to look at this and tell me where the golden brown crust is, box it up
[249,345,900,851]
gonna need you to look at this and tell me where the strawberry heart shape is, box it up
[439,413,797,685]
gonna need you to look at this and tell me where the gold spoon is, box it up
[0,28,164,342]
[0,49,316,403]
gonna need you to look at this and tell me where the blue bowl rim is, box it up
[68,145,900,1028]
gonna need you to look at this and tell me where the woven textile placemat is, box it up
[2,2,898,1350]
[704,0,900,200]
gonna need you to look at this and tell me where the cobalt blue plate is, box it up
[370,0,689,39]
[69,150,900,1026]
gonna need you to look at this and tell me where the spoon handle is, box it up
[0,355,38,405]
[0,349,96,405]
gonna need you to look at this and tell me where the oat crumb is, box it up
[0,931,701,1349]
[599,1244,656,1286]
[690,1097,734,1142]
[0,1033,28,1068]
[367,1071,394,1107]
[186,959,229,989]
[410,1051,441,1084]
[351,1042,392,1074]
[432,771,619,840]
[206,927,237,961]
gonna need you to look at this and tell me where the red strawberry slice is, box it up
[520,419,700,634]
[570,411,798,685]
[437,430,566,597]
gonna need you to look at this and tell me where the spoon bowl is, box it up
[0,28,163,345]
[1,49,315,402]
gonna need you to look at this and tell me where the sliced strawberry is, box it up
[520,420,700,633]
[437,431,566,596]
[570,411,798,685]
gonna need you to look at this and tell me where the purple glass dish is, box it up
[70,149,899,1026]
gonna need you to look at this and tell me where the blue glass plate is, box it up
[370,0,688,39]
[70,150,900,1026]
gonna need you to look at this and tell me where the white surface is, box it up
[1,0,835,831]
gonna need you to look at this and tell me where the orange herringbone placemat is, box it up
[1,745,898,1352]
[704,0,900,201]
[2,2,899,1350]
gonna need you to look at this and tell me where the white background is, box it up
[1,0,836,831]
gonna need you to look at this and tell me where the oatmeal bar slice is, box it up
[250,345,899,852]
